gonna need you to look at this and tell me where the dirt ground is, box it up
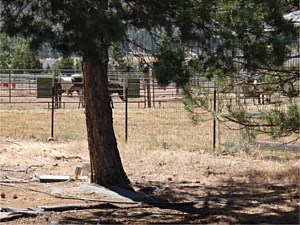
[0,137,299,224]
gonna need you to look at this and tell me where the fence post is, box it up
[144,67,151,108]
[152,76,155,108]
[50,70,59,140]
[29,76,32,95]
[125,81,128,142]
[213,86,217,149]
[50,79,55,139]
[8,71,11,103]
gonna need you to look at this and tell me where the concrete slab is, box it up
[77,184,149,203]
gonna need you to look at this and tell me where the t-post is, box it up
[213,86,217,150]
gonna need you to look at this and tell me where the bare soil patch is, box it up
[0,137,299,224]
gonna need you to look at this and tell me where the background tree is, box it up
[0,34,42,70]
[154,34,190,88]
[52,57,76,71]
[108,42,129,71]
[0,34,11,69]
[39,42,60,59]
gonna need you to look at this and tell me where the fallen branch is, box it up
[0,162,45,174]
[0,176,29,183]
[40,203,119,212]
[0,203,118,222]
[25,163,45,173]
[0,211,38,222]
[4,140,22,146]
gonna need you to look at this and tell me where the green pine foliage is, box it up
[266,103,300,138]
[52,57,75,71]
[153,34,190,87]
[0,34,42,70]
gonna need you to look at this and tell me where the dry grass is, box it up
[0,103,299,224]
[0,104,213,149]
[0,108,86,140]
[0,104,299,186]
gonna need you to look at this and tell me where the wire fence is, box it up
[188,76,299,150]
[0,69,299,151]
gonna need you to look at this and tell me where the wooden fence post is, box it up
[144,67,151,108]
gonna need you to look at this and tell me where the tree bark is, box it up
[82,49,130,188]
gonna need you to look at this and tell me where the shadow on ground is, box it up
[61,178,299,224]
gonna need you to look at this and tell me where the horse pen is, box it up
[0,69,299,224]
[0,69,299,151]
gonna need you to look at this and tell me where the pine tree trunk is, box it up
[82,51,130,188]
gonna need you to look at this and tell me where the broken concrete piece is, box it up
[74,162,91,179]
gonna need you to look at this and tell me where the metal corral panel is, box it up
[127,78,140,98]
[37,77,53,98]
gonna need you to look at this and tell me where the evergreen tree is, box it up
[152,1,299,140]
[1,0,192,187]
[53,57,75,71]
[108,42,128,70]
[154,34,190,87]
[0,34,11,69]
[0,34,42,70]
[1,0,298,187]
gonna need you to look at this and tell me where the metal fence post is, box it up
[213,86,217,149]
[145,68,151,108]
[125,80,128,142]
[8,71,11,103]
[50,70,58,140]
[51,84,55,139]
